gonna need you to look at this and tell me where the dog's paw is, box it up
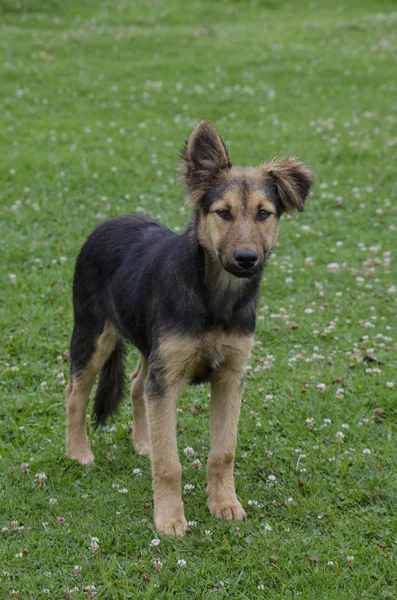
[156,516,188,537]
[155,506,187,537]
[132,437,150,456]
[67,446,95,465]
[208,499,245,521]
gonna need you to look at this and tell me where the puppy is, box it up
[66,120,313,536]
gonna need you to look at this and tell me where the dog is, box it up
[66,120,313,536]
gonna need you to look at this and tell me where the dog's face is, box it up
[195,174,282,278]
[180,121,313,279]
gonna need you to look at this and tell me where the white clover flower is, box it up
[327,262,340,273]
[362,448,372,456]
[90,537,99,553]
[35,472,47,487]
[183,447,195,457]
[184,483,195,492]
[317,383,326,392]
[150,538,160,548]
[177,559,186,568]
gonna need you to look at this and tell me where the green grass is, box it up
[1,0,397,597]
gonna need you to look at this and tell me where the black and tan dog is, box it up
[66,120,313,536]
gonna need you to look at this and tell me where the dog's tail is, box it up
[93,339,126,426]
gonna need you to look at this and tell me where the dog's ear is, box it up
[180,120,232,204]
[264,157,313,214]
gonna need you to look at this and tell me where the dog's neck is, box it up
[204,253,249,318]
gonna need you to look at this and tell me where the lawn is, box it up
[1,0,397,598]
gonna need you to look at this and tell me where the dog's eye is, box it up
[257,208,271,221]
[215,209,232,221]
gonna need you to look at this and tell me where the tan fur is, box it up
[206,337,253,520]
[146,379,187,536]
[130,355,150,455]
[207,369,246,520]
[66,323,119,464]
[156,331,254,388]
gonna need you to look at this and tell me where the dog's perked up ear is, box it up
[180,120,232,204]
[264,156,314,214]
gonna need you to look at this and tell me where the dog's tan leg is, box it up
[207,368,245,520]
[66,371,97,465]
[207,338,253,520]
[66,323,118,465]
[130,354,150,455]
[146,375,187,537]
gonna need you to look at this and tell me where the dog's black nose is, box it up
[234,249,258,269]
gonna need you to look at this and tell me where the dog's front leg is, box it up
[207,365,247,521]
[145,370,187,537]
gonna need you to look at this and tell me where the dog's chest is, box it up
[187,335,229,383]
[158,331,254,386]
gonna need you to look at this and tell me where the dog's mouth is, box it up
[221,260,263,279]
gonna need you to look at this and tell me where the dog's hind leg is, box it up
[66,323,119,464]
[130,354,150,455]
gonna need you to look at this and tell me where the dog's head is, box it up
[180,120,313,278]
